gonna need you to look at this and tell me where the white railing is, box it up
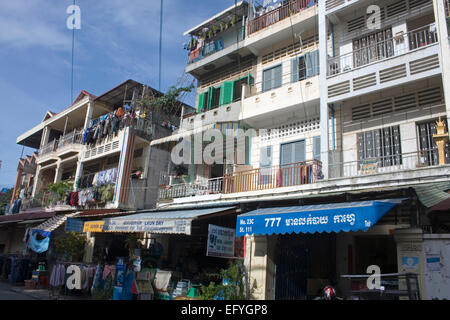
[38,140,58,157]
[57,129,83,150]
[329,149,449,179]
[327,24,439,76]
[158,177,223,200]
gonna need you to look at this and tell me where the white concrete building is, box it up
[152,0,450,300]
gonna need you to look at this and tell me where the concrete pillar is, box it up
[83,232,95,263]
[393,228,426,300]
[244,235,275,300]
[84,100,95,130]
[432,0,450,133]
[73,159,84,191]
[31,165,42,198]
[54,161,63,183]
[41,126,51,149]
[319,3,330,179]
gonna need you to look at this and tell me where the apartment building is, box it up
[8,79,190,217]
[152,0,450,300]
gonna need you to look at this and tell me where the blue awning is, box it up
[236,200,404,237]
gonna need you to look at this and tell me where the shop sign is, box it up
[207,224,236,258]
[83,221,105,233]
[65,218,84,233]
[103,218,192,235]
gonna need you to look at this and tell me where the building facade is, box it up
[152,0,450,300]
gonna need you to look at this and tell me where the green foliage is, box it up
[124,234,141,257]
[199,261,249,300]
[47,180,73,203]
[136,84,195,118]
[54,232,87,262]
[0,188,13,212]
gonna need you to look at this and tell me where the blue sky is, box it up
[0,0,234,188]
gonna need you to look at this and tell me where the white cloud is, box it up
[0,0,72,50]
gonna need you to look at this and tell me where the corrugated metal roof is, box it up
[414,181,450,208]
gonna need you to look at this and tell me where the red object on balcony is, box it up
[189,49,200,62]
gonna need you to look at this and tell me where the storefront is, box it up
[97,206,242,300]
[0,211,76,288]
[236,199,409,300]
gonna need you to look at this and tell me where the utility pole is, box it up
[159,0,164,92]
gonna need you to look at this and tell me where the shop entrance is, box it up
[274,233,336,300]
[274,237,308,300]
[354,235,398,274]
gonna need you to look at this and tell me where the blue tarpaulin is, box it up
[27,230,50,253]
[236,200,403,237]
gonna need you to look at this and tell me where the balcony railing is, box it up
[57,129,83,150]
[248,0,317,35]
[158,177,223,200]
[38,129,83,158]
[38,140,58,157]
[223,160,322,194]
[329,149,450,179]
[188,27,245,65]
[327,24,439,76]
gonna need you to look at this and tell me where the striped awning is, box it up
[103,206,236,235]
[150,122,240,148]
[32,212,79,237]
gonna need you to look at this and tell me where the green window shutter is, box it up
[207,87,216,110]
[197,92,205,113]
[219,81,234,106]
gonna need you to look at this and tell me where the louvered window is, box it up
[263,64,282,92]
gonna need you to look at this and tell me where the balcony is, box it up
[248,0,318,35]
[37,129,83,163]
[329,149,450,180]
[223,160,322,194]
[158,177,223,201]
[326,24,441,102]
[328,24,438,76]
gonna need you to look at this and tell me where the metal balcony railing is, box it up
[327,24,439,76]
[158,177,224,200]
[248,0,317,35]
[223,160,322,194]
[329,148,450,179]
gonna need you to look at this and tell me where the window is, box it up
[313,136,321,161]
[280,140,306,165]
[291,50,320,83]
[280,140,306,187]
[263,64,282,92]
[357,126,402,169]
[259,145,273,184]
[417,120,450,166]
[353,28,394,68]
